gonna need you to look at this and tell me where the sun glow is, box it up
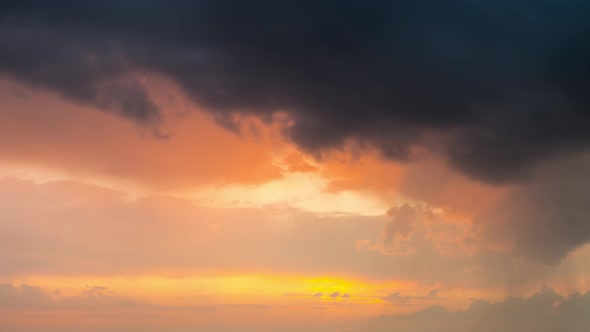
[5,274,415,306]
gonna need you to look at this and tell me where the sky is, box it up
[1,1,590,331]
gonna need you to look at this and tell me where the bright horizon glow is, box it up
[3,272,498,313]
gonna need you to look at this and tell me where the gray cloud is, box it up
[477,153,590,264]
[379,290,442,306]
[95,80,161,126]
[0,20,161,129]
[0,283,136,310]
[1,1,590,182]
[362,287,590,332]
[393,150,590,265]
[329,292,340,299]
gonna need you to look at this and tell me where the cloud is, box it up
[0,78,283,189]
[0,23,161,130]
[0,177,392,278]
[3,1,590,183]
[475,153,590,264]
[382,292,412,304]
[362,287,590,332]
[4,1,590,266]
[0,283,136,310]
[379,290,442,307]
[0,283,308,332]
[95,79,162,127]
[392,150,590,265]
[0,283,53,309]
[3,282,590,332]
[5,176,590,288]
[358,203,479,258]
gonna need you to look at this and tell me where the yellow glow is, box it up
[2,274,536,327]
[5,273,416,306]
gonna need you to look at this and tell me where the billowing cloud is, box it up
[2,1,590,183]
[358,203,479,258]
[389,151,590,264]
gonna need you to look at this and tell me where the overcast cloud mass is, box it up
[2,0,590,182]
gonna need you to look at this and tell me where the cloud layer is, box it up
[362,287,590,332]
[3,282,590,332]
[3,176,590,291]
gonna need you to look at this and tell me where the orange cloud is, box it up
[0,78,283,191]
[319,147,406,200]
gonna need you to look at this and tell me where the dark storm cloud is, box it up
[0,19,161,126]
[2,1,590,182]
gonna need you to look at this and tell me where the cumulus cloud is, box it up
[1,1,590,183]
[393,150,590,264]
[358,203,479,258]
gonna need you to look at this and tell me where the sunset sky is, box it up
[1,1,590,331]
